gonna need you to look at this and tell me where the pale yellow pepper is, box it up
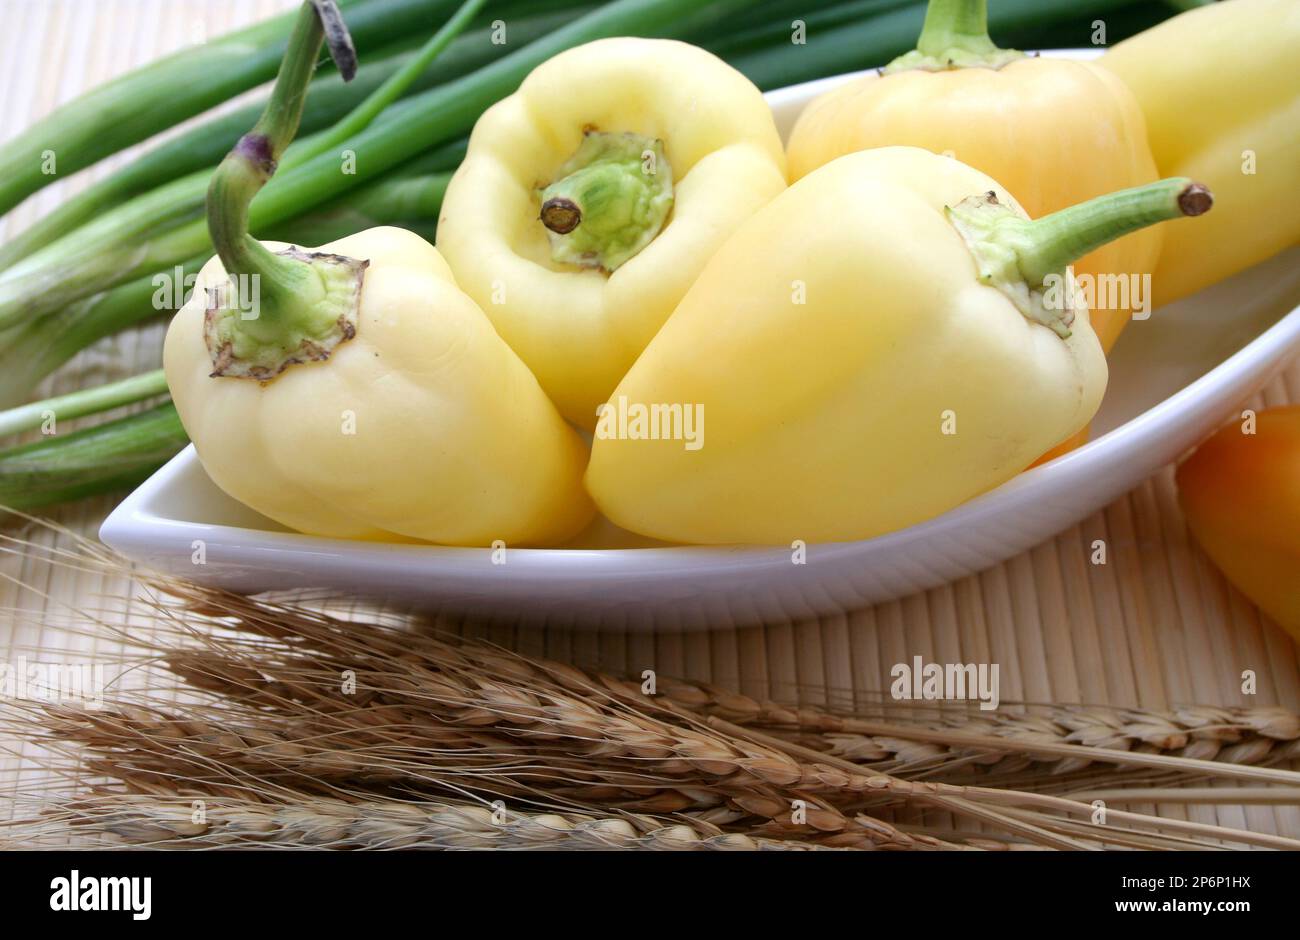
[1104,0,1300,307]
[436,37,787,428]
[587,147,1211,545]
[165,6,592,547]
[786,0,1160,357]
[166,228,594,545]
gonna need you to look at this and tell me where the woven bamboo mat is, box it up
[2,0,1299,840]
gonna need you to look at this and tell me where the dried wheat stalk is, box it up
[4,525,1300,851]
[647,675,1300,763]
[132,568,1300,784]
[145,589,1300,796]
[754,704,1300,781]
[4,787,827,851]
[144,640,1158,848]
[13,691,964,850]
[8,522,1296,785]
[10,636,1291,850]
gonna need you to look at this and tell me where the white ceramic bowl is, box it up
[101,56,1300,629]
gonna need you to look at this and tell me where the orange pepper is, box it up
[1029,427,1090,469]
[1176,406,1300,638]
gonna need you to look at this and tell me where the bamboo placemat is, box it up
[2,0,1298,840]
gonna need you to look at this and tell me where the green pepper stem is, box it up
[917,0,994,54]
[885,0,1023,73]
[1016,178,1212,286]
[538,132,675,272]
[946,178,1213,338]
[206,1,343,318]
[203,1,373,380]
[206,0,481,352]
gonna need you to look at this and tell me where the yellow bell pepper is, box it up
[164,5,592,547]
[436,37,787,427]
[785,0,1161,357]
[1103,0,1300,307]
[1177,407,1300,639]
[586,147,1212,545]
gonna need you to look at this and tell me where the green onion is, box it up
[1008,1,1179,49]
[0,401,188,511]
[0,0,473,217]
[255,0,775,221]
[0,251,216,414]
[290,0,488,169]
[261,171,452,246]
[704,0,919,59]
[0,4,590,270]
[0,0,765,330]
[727,0,1139,88]
[0,0,491,329]
[0,371,169,439]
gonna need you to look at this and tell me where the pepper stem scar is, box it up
[946,178,1213,338]
[884,0,1024,74]
[204,0,367,380]
[538,131,674,272]
[539,197,582,235]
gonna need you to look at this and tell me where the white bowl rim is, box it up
[101,48,1300,581]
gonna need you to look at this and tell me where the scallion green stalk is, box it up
[0,371,169,439]
[0,0,763,331]
[0,401,188,511]
[0,5,590,271]
[727,0,1138,88]
[0,0,485,328]
[261,171,452,246]
[0,0,470,217]
[0,257,205,414]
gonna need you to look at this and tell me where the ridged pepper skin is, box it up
[586,148,1107,545]
[165,227,594,547]
[436,38,787,428]
[1103,0,1300,308]
[1177,407,1300,639]
[786,56,1159,356]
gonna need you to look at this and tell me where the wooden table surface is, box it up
[1,0,1298,840]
